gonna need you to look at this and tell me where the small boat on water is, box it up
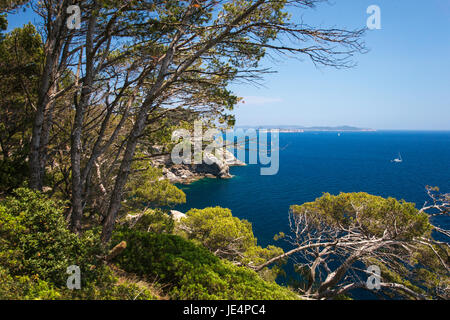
[391,152,403,163]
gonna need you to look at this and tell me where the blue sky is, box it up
[6,1,450,130]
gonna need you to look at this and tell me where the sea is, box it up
[174,131,450,294]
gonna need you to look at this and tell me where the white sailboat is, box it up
[391,152,403,163]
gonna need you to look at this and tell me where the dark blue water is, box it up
[175,131,450,295]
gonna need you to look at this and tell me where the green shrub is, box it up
[0,188,158,300]
[112,229,299,300]
[0,158,29,194]
[124,161,186,210]
[121,209,175,234]
[0,266,61,300]
[106,281,157,300]
[0,188,106,286]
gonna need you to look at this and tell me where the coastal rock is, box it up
[170,210,186,222]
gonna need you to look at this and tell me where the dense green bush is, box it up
[124,161,186,210]
[180,207,284,267]
[112,229,299,300]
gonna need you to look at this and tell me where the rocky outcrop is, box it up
[152,149,245,184]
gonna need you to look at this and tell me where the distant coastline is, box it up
[236,125,376,132]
